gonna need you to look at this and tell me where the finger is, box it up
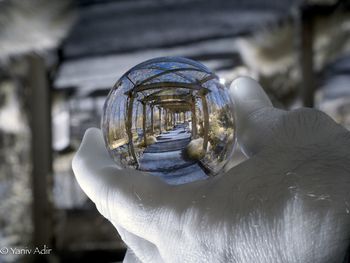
[72,128,174,242]
[224,141,247,172]
[72,128,121,202]
[228,77,349,158]
[115,224,162,263]
[228,77,285,157]
[123,250,143,263]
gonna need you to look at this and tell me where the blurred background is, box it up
[0,0,349,262]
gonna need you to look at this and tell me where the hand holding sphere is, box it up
[102,57,236,183]
[73,63,350,262]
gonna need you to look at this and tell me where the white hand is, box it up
[72,77,350,263]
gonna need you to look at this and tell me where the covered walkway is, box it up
[139,124,208,185]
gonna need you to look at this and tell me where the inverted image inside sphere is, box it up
[102,57,235,184]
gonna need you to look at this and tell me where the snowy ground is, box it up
[139,125,208,185]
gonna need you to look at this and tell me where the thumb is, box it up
[72,128,173,243]
[228,77,285,157]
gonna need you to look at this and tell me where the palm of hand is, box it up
[73,77,350,263]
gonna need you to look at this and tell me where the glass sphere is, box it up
[101,57,235,184]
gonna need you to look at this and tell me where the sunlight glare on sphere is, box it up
[101,57,236,184]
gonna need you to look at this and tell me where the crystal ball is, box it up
[101,57,235,184]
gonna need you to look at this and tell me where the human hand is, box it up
[72,77,350,263]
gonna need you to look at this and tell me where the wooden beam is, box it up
[163,105,191,111]
[158,107,162,133]
[196,74,217,85]
[133,82,203,93]
[126,94,138,165]
[165,109,168,129]
[27,54,53,253]
[142,94,191,103]
[191,96,197,138]
[142,102,147,146]
[298,6,316,107]
[153,104,191,109]
[199,91,209,152]
[150,105,154,134]
[151,99,191,106]
[137,67,214,86]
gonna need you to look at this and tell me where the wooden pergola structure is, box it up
[17,1,344,261]
[118,57,216,166]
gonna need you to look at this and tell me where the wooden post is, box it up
[142,102,147,146]
[173,112,175,126]
[27,54,53,256]
[158,107,162,134]
[191,96,197,138]
[199,91,209,152]
[298,6,315,107]
[126,93,138,164]
[165,109,168,129]
[150,105,154,134]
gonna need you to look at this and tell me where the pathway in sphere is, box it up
[138,124,208,185]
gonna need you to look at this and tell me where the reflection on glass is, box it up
[102,57,235,183]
